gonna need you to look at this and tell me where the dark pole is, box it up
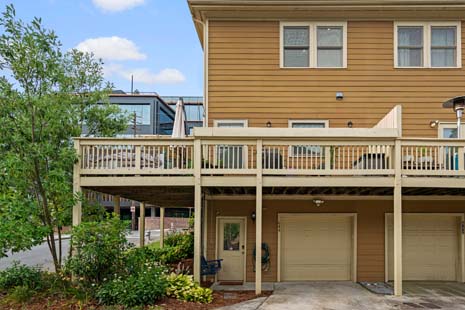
[133,111,137,137]
[131,75,134,94]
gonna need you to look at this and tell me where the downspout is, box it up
[194,18,209,128]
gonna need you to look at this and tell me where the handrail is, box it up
[76,136,465,178]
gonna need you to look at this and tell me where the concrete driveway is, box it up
[256,282,465,310]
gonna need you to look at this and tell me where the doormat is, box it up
[358,282,393,295]
[218,281,244,286]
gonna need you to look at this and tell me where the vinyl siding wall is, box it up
[208,21,465,137]
[206,199,465,282]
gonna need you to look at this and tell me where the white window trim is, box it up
[288,119,330,128]
[394,21,462,69]
[213,119,248,127]
[288,119,329,157]
[280,21,347,69]
[438,122,465,138]
[212,119,248,169]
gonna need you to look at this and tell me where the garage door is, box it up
[387,214,460,281]
[280,214,354,281]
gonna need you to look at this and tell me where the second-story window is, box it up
[281,22,347,68]
[317,26,343,67]
[283,26,310,67]
[395,22,461,68]
[397,26,424,67]
[431,26,457,67]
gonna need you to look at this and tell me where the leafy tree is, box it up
[0,4,129,271]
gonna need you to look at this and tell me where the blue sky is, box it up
[5,0,203,96]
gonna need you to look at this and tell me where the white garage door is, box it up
[280,214,354,281]
[387,214,461,281]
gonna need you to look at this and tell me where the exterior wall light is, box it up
[429,120,439,128]
[336,92,344,101]
[313,199,325,207]
[266,121,272,128]
[251,211,256,221]
[347,121,353,128]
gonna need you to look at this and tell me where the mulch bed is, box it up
[155,291,272,309]
[0,291,273,310]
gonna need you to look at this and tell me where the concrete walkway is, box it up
[217,282,465,310]
[258,282,393,310]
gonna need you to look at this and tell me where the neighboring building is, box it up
[162,96,204,134]
[73,0,465,296]
[84,93,202,221]
[81,92,176,136]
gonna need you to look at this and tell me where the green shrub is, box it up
[96,265,168,307]
[8,285,34,303]
[0,262,42,291]
[162,232,194,261]
[165,273,213,304]
[65,216,130,285]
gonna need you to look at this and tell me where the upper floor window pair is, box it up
[281,22,347,68]
[395,22,461,68]
[281,21,461,69]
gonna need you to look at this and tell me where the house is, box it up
[72,0,465,296]
[104,92,175,136]
[162,96,205,134]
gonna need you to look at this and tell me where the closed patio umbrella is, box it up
[171,98,186,139]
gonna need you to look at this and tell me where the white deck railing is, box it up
[79,139,195,175]
[76,136,465,178]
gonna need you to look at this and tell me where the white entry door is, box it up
[217,218,246,282]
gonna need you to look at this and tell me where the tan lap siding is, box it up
[208,21,465,137]
[206,199,465,282]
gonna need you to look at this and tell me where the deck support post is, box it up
[394,139,403,296]
[73,140,82,227]
[160,207,165,248]
[139,202,146,247]
[255,139,263,295]
[113,195,121,216]
[194,139,202,283]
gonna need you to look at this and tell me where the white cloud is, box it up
[76,36,146,61]
[104,64,186,85]
[129,68,186,85]
[92,0,145,12]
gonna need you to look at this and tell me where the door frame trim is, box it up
[215,216,248,283]
[384,212,465,283]
[277,213,358,282]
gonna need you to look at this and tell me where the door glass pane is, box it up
[292,122,326,155]
[217,122,245,128]
[223,223,240,251]
[216,122,245,168]
[443,128,458,139]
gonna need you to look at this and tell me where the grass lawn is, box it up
[148,241,160,249]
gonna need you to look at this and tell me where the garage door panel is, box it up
[387,214,460,281]
[280,214,353,281]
